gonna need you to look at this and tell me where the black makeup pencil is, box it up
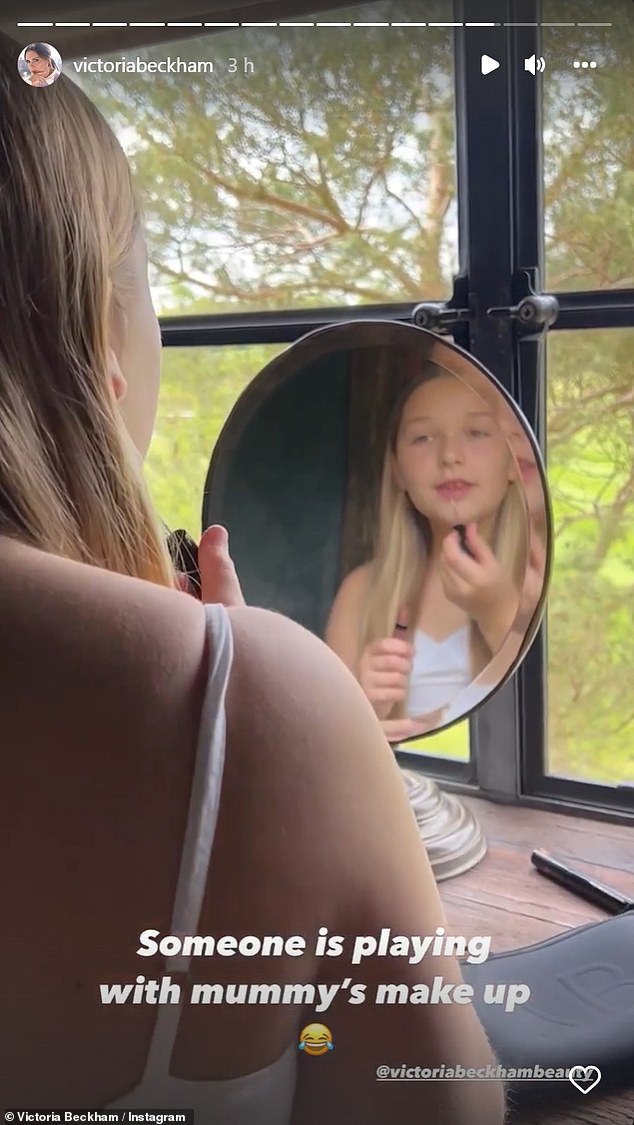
[531,850,633,915]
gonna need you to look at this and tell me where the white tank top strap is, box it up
[107,601,297,1120]
[141,601,234,1083]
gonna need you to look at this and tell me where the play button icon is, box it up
[481,54,500,75]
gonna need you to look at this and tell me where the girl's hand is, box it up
[439,522,518,650]
[199,525,245,606]
[358,637,414,720]
[516,527,547,631]
[178,525,246,606]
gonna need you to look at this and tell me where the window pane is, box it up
[71,1,457,315]
[543,0,633,292]
[404,721,470,763]
[546,329,634,784]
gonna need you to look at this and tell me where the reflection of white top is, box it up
[107,604,296,1121]
[406,626,471,716]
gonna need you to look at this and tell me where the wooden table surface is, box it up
[435,794,634,1124]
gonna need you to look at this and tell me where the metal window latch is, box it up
[412,275,471,334]
[412,271,559,338]
[487,270,559,338]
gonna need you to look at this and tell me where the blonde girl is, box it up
[326,363,528,730]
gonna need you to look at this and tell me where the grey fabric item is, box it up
[461,911,634,1104]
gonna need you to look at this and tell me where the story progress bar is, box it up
[16,21,613,28]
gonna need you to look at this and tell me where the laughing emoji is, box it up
[298,1023,334,1056]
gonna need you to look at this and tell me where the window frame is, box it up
[156,0,634,823]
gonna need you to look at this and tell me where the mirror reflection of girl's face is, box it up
[393,374,516,527]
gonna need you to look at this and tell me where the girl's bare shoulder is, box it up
[335,559,374,600]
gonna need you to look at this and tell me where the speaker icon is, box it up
[524,55,546,74]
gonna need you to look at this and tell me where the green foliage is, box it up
[408,721,469,762]
[76,0,633,786]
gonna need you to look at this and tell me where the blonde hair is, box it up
[358,365,527,719]
[0,32,178,587]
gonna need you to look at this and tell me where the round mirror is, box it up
[203,321,551,744]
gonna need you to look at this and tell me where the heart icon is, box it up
[568,1065,602,1095]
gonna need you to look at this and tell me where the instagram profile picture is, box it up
[18,43,63,87]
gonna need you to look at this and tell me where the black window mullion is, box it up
[453,0,541,800]
[508,0,549,798]
[158,289,634,350]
